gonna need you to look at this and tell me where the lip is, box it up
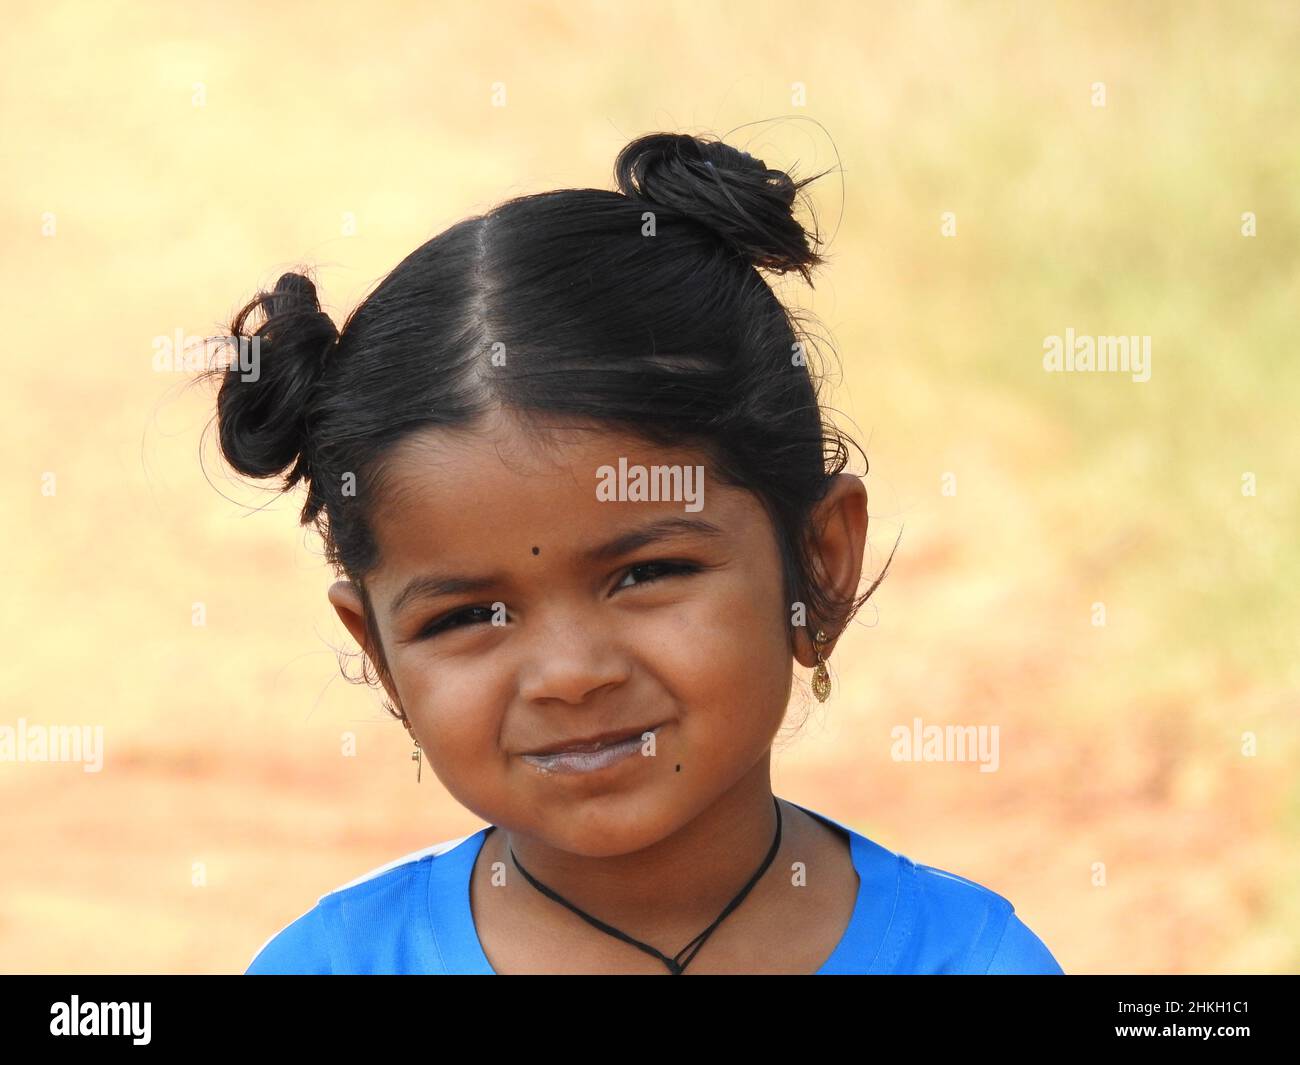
[522,722,666,757]
[520,725,664,776]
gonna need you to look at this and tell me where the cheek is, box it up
[641,569,793,749]
[392,659,510,786]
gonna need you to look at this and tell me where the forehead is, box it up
[368,412,735,567]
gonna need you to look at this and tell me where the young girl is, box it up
[212,131,1064,975]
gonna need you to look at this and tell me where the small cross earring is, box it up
[409,731,422,783]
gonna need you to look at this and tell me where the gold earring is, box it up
[811,629,832,702]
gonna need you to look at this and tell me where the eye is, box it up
[412,561,702,642]
[613,559,701,592]
[414,604,500,641]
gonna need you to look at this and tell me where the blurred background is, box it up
[1,0,1296,974]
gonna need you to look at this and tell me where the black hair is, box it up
[200,130,898,718]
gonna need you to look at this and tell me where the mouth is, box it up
[520,723,666,775]
[522,722,667,757]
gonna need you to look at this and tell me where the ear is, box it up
[792,473,869,669]
[328,580,368,648]
[328,580,403,711]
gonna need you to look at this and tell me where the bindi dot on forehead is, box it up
[531,546,540,556]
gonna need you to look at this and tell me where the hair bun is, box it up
[613,132,826,282]
[212,270,338,488]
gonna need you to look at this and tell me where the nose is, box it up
[516,603,631,705]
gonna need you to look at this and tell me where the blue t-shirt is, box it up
[245,799,1064,974]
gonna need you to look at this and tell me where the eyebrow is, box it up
[388,516,726,618]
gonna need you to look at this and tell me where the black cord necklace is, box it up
[507,795,783,975]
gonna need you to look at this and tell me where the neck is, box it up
[493,759,791,939]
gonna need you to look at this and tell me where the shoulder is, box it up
[902,859,1065,974]
[243,831,479,975]
[794,801,1063,975]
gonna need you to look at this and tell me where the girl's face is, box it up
[330,410,813,856]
